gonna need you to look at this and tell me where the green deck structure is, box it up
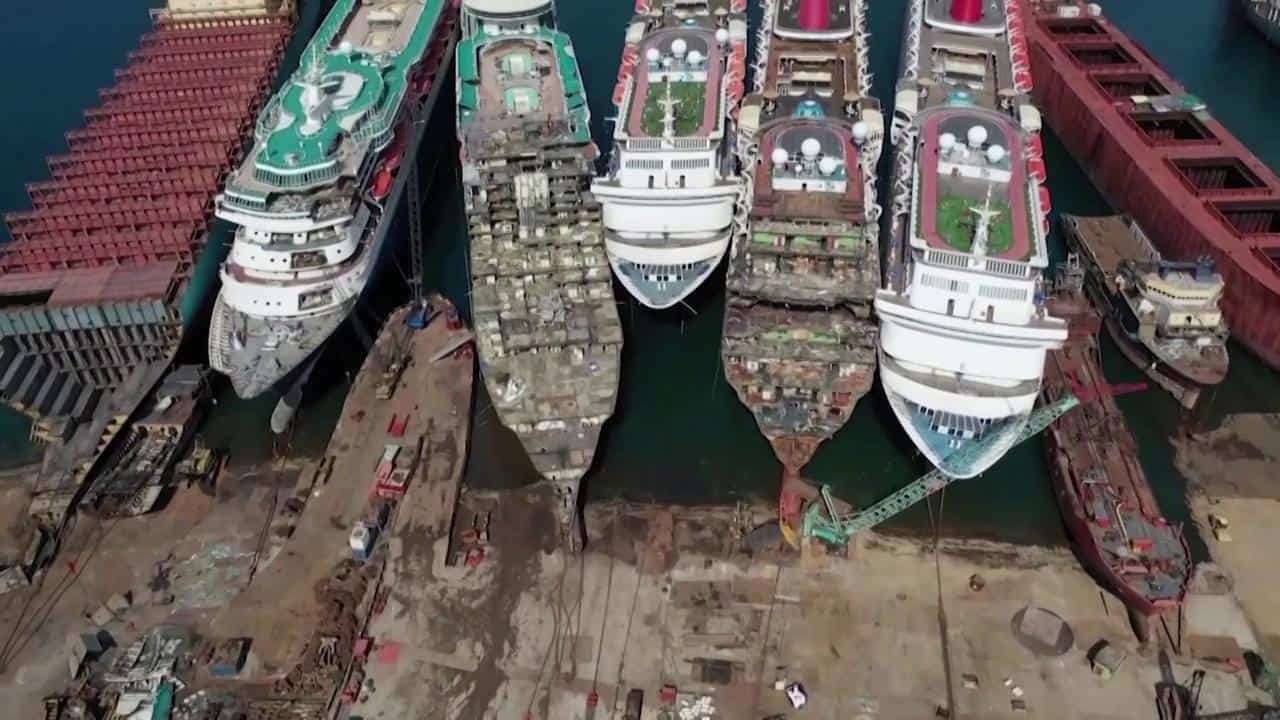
[254,0,446,185]
[936,194,1013,255]
[640,81,706,137]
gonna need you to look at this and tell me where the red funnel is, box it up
[951,0,984,23]
[799,0,831,31]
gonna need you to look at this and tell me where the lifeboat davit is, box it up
[1027,156,1047,183]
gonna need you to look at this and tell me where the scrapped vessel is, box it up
[210,0,459,399]
[721,0,883,524]
[1065,214,1229,408]
[1042,257,1191,619]
[875,0,1067,478]
[591,0,749,309]
[81,366,212,517]
[1244,0,1280,46]
[456,0,622,547]
[1026,0,1280,371]
[0,0,293,438]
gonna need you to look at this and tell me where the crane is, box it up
[800,353,1148,549]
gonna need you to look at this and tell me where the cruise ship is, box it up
[875,0,1068,478]
[456,0,622,549]
[721,0,882,524]
[209,0,458,398]
[591,0,748,309]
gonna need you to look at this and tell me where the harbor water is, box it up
[2,0,1279,548]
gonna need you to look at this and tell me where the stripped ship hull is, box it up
[722,0,884,528]
[209,0,460,400]
[456,0,622,549]
[1026,0,1280,371]
[1043,261,1191,619]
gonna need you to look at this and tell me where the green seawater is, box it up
[3,0,1279,547]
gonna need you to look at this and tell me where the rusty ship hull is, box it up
[1042,268,1191,618]
[720,0,883,527]
[1063,214,1229,408]
[1026,0,1280,371]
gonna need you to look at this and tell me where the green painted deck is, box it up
[936,195,1014,255]
[640,81,706,137]
[256,0,446,180]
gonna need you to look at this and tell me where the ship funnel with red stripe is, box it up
[951,0,984,23]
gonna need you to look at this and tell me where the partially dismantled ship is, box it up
[1026,0,1280,371]
[210,0,459,399]
[456,0,622,547]
[876,0,1067,478]
[591,0,749,309]
[1042,257,1191,619]
[722,0,883,528]
[1065,214,1229,408]
[1243,0,1280,46]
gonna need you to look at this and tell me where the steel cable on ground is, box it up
[928,486,958,716]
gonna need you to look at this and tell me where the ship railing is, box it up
[255,94,282,141]
[752,0,775,95]
[920,248,1036,279]
[852,0,874,97]
[901,0,924,82]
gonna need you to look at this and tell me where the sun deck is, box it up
[774,0,855,39]
[625,28,722,139]
[915,107,1035,262]
[760,36,860,104]
[754,118,864,223]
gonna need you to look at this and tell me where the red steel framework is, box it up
[1024,0,1280,369]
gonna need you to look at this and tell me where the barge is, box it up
[1064,214,1229,408]
[591,0,749,309]
[1042,256,1191,620]
[721,0,882,528]
[1026,0,1280,370]
[456,0,623,549]
[0,0,294,438]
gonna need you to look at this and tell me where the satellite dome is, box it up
[986,144,1007,164]
[645,47,661,63]
[771,147,790,166]
[338,41,354,55]
[819,156,840,176]
[671,38,688,57]
[687,50,704,65]
[801,137,822,159]
[852,121,869,143]
[939,132,957,151]
[715,28,730,44]
[661,56,674,68]
[966,125,989,148]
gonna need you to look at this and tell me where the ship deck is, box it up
[624,27,723,139]
[774,0,855,37]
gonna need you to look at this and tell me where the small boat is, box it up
[1042,256,1192,621]
[1064,214,1229,408]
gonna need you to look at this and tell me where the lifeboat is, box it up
[1028,133,1044,159]
[1039,185,1052,215]
[371,167,394,201]
[1027,156,1047,183]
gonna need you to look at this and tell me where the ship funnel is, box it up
[950,0,985,24]
[801,137,822,160]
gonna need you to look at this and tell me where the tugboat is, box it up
[1065,214,1229,408]
[1042,256,1192,626]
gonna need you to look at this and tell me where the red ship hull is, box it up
[1025,1,1280,370]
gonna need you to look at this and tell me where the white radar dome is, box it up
[715,28,730,44]
[801,137,822,159]
[646,47,661,63]
[985,144,1007,164]
[939,133,957,151]
[771,147,790,166]
[851,121,869,143]
[967,125,989,148]
[687,50,704,65]
[338,40,354,55]
[819,156,841,176]
[671,38,688,57]
[661,56,674,68]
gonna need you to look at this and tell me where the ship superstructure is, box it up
[456,0,622,547]
[210,0,458,399]
[875,0,1067,478]
[721,0,883,522]
[1066,214,1228,408]
[591,0,749,309]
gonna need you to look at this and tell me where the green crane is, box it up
[802,394,1082,548]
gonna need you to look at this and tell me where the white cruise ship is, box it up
[208,0,457,398]
[875,0,1067,478]
[590,0,748,309]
